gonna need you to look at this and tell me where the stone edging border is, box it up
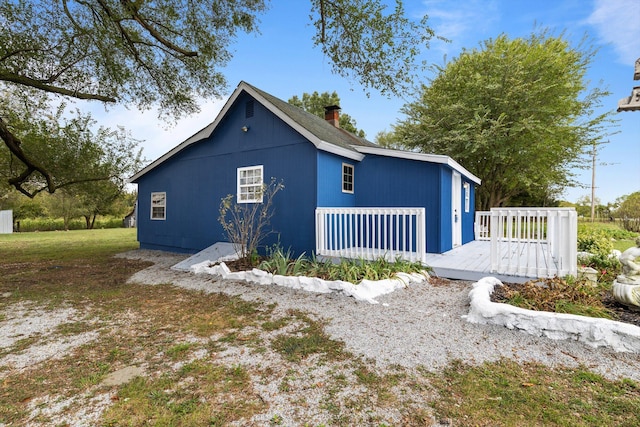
[189,260,430,304]
[464,277,640,353]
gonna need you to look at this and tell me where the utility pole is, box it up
[591,142,596,222]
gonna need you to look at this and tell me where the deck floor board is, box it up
[425,240,558,283]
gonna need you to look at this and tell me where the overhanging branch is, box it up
[0,71,116,102]
[0,116,57,198]
[121,0,198,58]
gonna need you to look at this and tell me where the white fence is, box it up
[476,208,577,278]
[0,210,12,234]
[315,207,426,263]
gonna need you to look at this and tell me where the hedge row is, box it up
[15,217,127,232]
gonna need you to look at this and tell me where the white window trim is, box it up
[237,165,264,203]
[464,183,470,213]
[342,163,354,194]
[150,192,166,220]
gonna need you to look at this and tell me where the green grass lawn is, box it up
[0,228,138,263]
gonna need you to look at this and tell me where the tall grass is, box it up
[16,216,125,232]
[256,245,427,283]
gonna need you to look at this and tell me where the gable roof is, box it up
[130,81,480,185]
[131,81,372,182]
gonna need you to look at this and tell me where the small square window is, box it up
[151,192,166,220]
[237,165,263,203]
[342,163,354,194]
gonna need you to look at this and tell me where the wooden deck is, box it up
[425,240,557,283]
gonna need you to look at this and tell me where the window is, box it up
[342,163,354,193]
[237,165,263,203]
[464,183,470,213]
[151,192,166,220]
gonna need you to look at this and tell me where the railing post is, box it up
[490,209,499,273]
[315,209,324,256]
[567,209,577,277]
[418,208,426,264]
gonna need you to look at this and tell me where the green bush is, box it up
[577,228,621,282]
[16,217,125,232]
[577,229,613,257]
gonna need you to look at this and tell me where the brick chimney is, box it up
[324,105,341,128]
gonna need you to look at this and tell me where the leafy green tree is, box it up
[45,190,84,231]
[288,91,365,137]
[70,127,144,229]
[1,0,436,193]
[392,32,616,210]
[374,129,406,149]
[0,95,143,198]
[75,180,130,229]
[575,195,598,218]
[613,192,640,232]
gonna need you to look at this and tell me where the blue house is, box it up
[130,81,481,260]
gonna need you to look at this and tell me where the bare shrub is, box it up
[218,178,284,261]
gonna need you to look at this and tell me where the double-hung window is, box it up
[238,165,264,203]
[151,192,166,220]
[342,163,354,193]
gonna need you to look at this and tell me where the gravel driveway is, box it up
[122,250,640,382]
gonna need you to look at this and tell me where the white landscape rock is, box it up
[190,260,430,304]
[465,277,640,353]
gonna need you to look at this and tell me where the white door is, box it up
[452,172,462,247]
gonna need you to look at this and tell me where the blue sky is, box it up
[95,0,639,205]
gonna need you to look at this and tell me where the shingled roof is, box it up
[244,82,377,151]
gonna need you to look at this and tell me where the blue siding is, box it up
[354,154,445,253]
[317,151,356,207]
[136,92,317,256]
[135,88,480,257]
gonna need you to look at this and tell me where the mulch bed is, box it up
[223,258,262,271]
[492,282,640,328]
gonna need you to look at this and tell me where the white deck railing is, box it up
[476,208,577,278]
[315,207,426,263]
[474,211,491,241]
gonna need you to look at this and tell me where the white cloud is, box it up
[85,98,226,163]
[421,0,500,55]
[587,0,640,64]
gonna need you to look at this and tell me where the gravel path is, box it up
[120,250,640,382]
